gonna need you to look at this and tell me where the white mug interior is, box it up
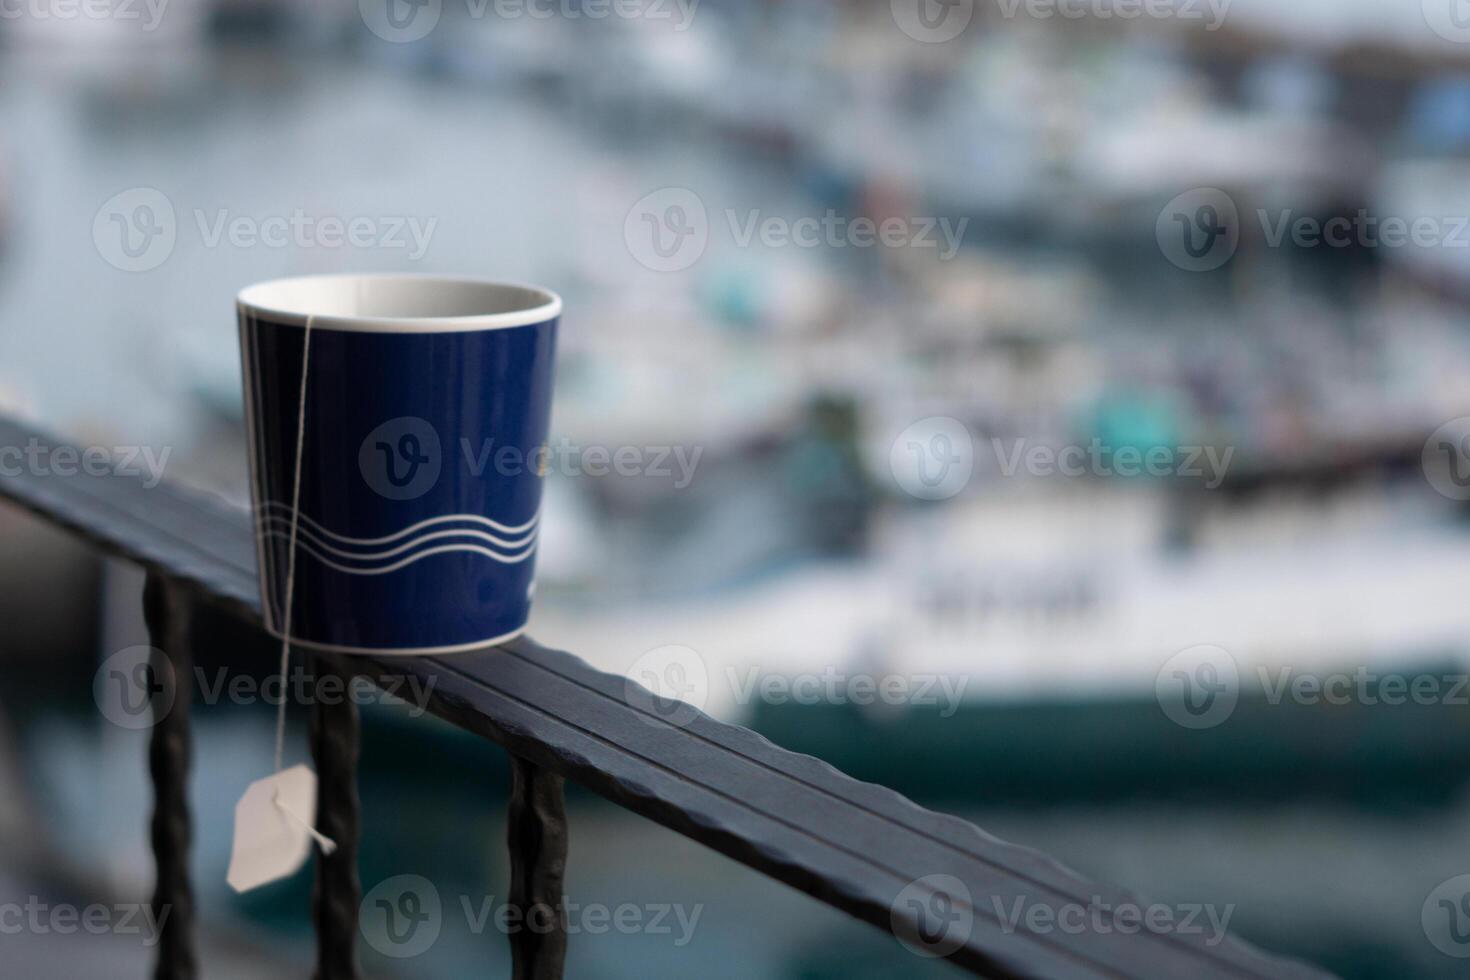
[237,273,561,333]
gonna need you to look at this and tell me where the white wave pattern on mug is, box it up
[257,503,539,575]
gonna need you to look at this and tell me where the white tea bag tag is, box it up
[227,764,336,893]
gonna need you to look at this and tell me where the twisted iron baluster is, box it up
[310,657,362,980]
[142,573,198,980]
[508,755,568,979]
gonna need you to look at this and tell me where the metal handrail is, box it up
[0,416,1335,979]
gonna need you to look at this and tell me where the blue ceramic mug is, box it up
[237,274,560,654]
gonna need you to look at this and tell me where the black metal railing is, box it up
[0,416,1335,980]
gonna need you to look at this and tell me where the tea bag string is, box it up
[274,313,314,774]
[274,785,336,855]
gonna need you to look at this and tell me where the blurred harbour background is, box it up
[3,0,1470,976]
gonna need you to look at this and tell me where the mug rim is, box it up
[237,273,561,333]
